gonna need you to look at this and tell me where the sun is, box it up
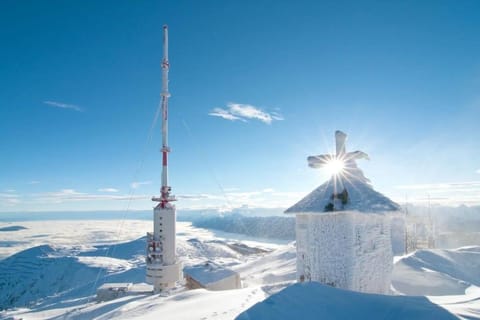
[324,158,345,176]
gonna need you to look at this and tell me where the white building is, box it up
[184,261,241,291]
[96,283,153,302]
[285,131,401,294]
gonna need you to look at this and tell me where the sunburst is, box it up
[323,158,345,176]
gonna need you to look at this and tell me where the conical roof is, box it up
[285,157,399,214]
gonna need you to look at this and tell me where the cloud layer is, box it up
[98,188,119,193]
[209,103,283,124]
[0,192,20,206]
[176,188,305,210]
[35,189,148,203]
[395,181,480,205]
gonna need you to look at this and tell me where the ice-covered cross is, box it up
[308,131,370,210]
[307,130,369,172]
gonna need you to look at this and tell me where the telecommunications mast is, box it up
[146,25,182,293]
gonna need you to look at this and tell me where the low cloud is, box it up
[209,103,283,124]
[98,188,119,193]
[28,181,40,185]
[177,188,304,209]
[131,181,152,189]
[44,100,83,112]
[396,181,480,192]
[34,189,148,203]
[0,192,20,206]
[395,181,480,205]
[177,194,221,201]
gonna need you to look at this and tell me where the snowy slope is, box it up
[0,238,146,310]
[237,282,459,320]
[0,220,150,260]
[0,220,283,318]
[238,247,480,320]
[392,246,480,296]
[233,242,296,290]
[2,220,480,319]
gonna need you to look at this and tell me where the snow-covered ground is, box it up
[0,220,289,319]
[240,246,480,320]
[1,220,479,319]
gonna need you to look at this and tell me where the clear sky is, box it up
[1,0,479,212]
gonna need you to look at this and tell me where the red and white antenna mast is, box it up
[146,25,182,293]
[154,24,175,207]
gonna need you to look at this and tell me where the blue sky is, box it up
[1,0,479,212]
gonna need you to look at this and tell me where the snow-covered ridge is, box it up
[0,221,286,314]
[0,239,145,310]
[191,214,295,240]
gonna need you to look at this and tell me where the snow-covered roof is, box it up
[285,166,400,214]
[184,261,238,285]
[97,283,132,290]
[286,130,400,214]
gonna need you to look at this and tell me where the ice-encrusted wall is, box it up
[296,211,393,294]
[390,216,406,255]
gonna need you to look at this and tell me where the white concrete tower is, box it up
[146,25,182,293]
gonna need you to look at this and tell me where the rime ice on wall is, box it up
[286,130,401,294]
[296,212,393,294]
[391,216,407,255]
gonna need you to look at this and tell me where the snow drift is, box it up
[237,282,458,320]
[392,246,480,296]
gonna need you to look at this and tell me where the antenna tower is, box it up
[146,25,182,293]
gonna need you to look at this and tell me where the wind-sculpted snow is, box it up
[2,221,480,319]
[392,246,480,296]
[237,282,458,320]
[0,240,145,310]
[0,221,277,312]
[191,214,295,240]
[234,243,296,289]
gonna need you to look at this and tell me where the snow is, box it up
[233,242,296,289]
[285,147,403,294]
[184,261,240,290]
[93,287,265,320]
[237,282,458,320]
[0,220,282,318]
[1,219,480,319]
[392,246,480,296]
[0,220,149,260]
